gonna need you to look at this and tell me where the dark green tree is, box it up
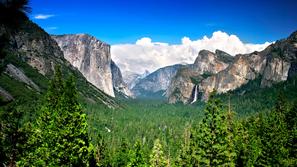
[177,124,197,167]
[255,92,290,166]
[18,66,94,166]
[127,140,147,167]
[234,116,262,166]
[114,138,130,167]
[0,102,27,167]
[194,92,236,166]
[94,134,109,167]
[285,101,297,165]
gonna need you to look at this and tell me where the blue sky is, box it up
[30,0,297,45]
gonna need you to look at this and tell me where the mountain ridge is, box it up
[0,20,118,108]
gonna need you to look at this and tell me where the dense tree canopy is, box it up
[18,66,95,166]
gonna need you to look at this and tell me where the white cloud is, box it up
[136,37,169,46]
[111,31,272,74]
[34,14,55,20]
[46,27,58,30]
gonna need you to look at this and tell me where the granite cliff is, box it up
[166,31,297,103]
[52,34,115,97]
[53,34,133,98]
[199,31,297,100]
[166,50,233,103]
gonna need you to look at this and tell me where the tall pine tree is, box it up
[18,66,94,166]
[194,92,236,166]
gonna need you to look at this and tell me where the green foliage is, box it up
[0,101,28,166]
[233,117,262,166]
[18,66,94,166]
[113,138,130,166]
[194,93,236,166]
[86,99,204,163]
[94,134,110,167]
[149,139,168,167]
[217,75,297,116]
[255,93,295,166]
[234,92,297,166]
[127,140,148,167]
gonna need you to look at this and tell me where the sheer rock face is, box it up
[166,50,232,103]
[199,31,297,100]
[52,34,115,97]
[199,52,266,100]
[193,50,233,74]
[166,65,197,104]
[110,60,133,97]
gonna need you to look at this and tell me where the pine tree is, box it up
[177,124,198,167]
[18,65,94,166]
[115,138,130,167]
[95,134,109,167]
[286,101,297,165]
[127,140,147,167]
[149,139,167,167]
[194,92,236,166]
[256,92,290,166]
[234,116,262,166]
[0,102,27,166]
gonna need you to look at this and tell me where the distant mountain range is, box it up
[1,15,296,105]
[125,31,297,103]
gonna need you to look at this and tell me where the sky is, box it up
[30,0,297,74]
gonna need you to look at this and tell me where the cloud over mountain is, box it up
[111,31,271,74]
[34,14,55,20]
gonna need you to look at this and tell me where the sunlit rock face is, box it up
[199,52,266,100]
[166,50,233,103]
[167,31,297,103]
[52,34,115,97]
[199,31,297,100]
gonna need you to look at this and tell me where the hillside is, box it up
[0,19,118,109]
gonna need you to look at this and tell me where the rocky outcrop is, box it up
[5,63,40,91]
[110,60,133,98]
[0,86,14,102]
[166,65,197,103]
[52,34,115,97]
[166,50,233,103]
[193,50,233,74]
[132,64,183,98]
[199,31,297,100]
[199,52,266,99]
[0,20,63,76]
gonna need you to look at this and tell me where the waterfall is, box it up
[191,85,198,104]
